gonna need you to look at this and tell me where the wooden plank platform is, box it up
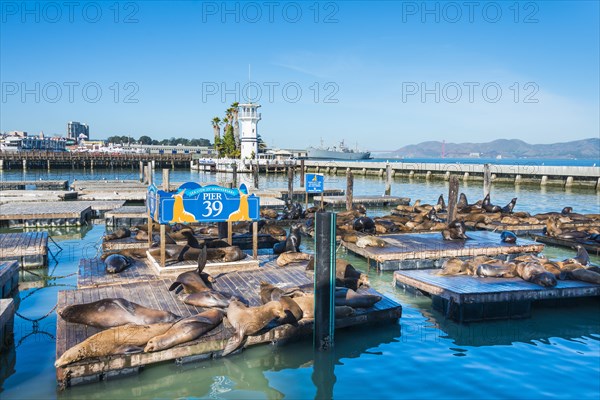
[78,258,160,289]
[101,233,279,251]
[0,202,92,227]
[320,195,410,208]
[394,269,600,322]
[470,220,600,235]
[105,206,147,220]
[57,263,401,387]
[0,190,75,204]
[342,230,544,270]
[146,252,261,276]
[0,233,48,268]
[0,261,19,298]
[0,298,15,351]
[528,232,600,255]
[0,180,68,190]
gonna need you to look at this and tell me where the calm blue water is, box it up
[368,157,600,167]
[0,170,599,399]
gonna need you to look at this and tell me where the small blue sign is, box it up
[147,182,260,224]
[305,173,324,193]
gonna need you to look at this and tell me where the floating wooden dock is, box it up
[320,195,410,208]
[469,220,600,235]
[0,298,15,351]
[0,261,19,298]
[146,252,261,276]
[394,269,600,322]
[342,231,544,270]
[0,190,77,204]
[0,202,92,227]
[528,232,600,255]
[78,258,160,289]
[0,233,48,268]
[0,180,68,190]
[105,205,147,221]
[57,261,402,387]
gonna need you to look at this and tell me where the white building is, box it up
[238,103,261,160]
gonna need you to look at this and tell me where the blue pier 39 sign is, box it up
[305,173,324,193]
[147,182,260,224]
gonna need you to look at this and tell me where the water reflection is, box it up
[0,339,16,391]
[59,323,400,399]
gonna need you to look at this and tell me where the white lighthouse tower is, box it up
[238,103,261,160]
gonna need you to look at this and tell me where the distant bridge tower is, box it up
[239,103,261,160]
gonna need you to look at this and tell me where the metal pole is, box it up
[314,212,336,351]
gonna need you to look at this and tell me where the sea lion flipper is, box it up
[114,345,144,355]
[222,332,245,356]
[168,282,181,292]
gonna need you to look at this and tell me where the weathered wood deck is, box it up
[105,205,147,220]
[78,258,160,289]
[0,202,92,227]
[394,269,600,322]
[0,232,48,268]
[342,230,544,270]
[320,195,410,208]
[0,180,68,190]
[146,252,261,276]
[470,220,600,235]
[528,232,600,255]
[0,261,19,298]
[57,262,402,387]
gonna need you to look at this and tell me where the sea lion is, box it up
[475,261,516,278]
[178,291,237,308]
[374,219,398,234]
[274,224,301,254]
[291,295,356,319]
[104,254,132,274]
[341,234,359,243]
[441,220,470,240]
[336,259,370,288]
[58,298,179,329]
[276,251,313,267]
[103,227,131,241]
[101,248,148,260]
[500,231,517,244]
[563,245,590,266]
[501,198,518,214]
[355,236,387,248]
[222,300,287,356]
[55,322,175,367]
[564,268,600,284]
[169,271,211,294]
[260,208,279,219]
[335,289,381,308]
[463,256,495,275]
[482,194,501,213]
[259,223,286,241]
[437,258,467,275]
[556,231,589,240]
[278,296,304,325]
[516,262,557,287]
[353,217,375,233]
[144,309,224,353]
[545,216,562,237]
[259,282,305,304]
[437,195,446,210]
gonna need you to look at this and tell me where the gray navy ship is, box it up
[306,140,371,160]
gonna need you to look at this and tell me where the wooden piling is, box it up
[232,163,238,188]
[139,161,144,182]
[300,159,305,188]
[483,163,491,198]
[288,166,294,201]
[447,176,459,222]
[162,169,170,191]
[346,169,354,211]
[385,163,392,196]
[160,224,166,268]
[252,221,258,260]
[314,212,336,351]
[253,163,259,189]
[227,221,233,245]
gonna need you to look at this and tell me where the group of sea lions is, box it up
[543,211,600,244]
[437,246,599,287]
[274,224,315,267]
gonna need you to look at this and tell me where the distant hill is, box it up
[391,138,600,159]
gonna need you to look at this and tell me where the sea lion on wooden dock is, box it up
[260,208,279,219]
[273,224,302,254]
[482,194,502,213]
[437,258,467,275]
[441,220,470,240]
[259,282,305,304]
[278,296,304,325]
[101,248,148,260]
[353,217,375,233]
[335,289,381,308]
[104,254,132,274]
[355,236,387,248]
[501,198,518,214]
[178,291,237,308]
[58,298,179,329]
[103,227,131,241]
[516,262,557,287]
[222,300,287,356]
[290,295,356,319]
[276,251,313,267]
[500,231,517,243]
[55,322,175,367]
[336,259,370,289]
[562,268,600,284]
[144,309,224,353]
[476,261,516,278]
[562,245,590,266]
[437,195,446,211]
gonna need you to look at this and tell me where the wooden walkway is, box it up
[78,258,160,289]
[320,195,410,208]
[0,261,19,298]
[57,262,402,387]
[394,269,600,322]
[528,232,600,255]
[342,231,544,270]
[0,202,92,227]
[0,232,48,268]
[0,180,68,190]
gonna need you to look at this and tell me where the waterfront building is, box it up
[0,132,66,151]
[67,122,89,141]
[239,103,261,160]
[121,143,218,157]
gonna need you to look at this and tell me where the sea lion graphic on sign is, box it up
[170,189,197,223]
[228,190,250,221]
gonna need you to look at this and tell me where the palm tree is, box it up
[212,117,221,155]
[231,102,240,150]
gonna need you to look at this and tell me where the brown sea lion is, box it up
[355,236,387,248]
[101,248,149,260]
[341,234,359,243]
[58,298,180,329]
[442,220,470,240]
[259,282,305,304]
[516,262,557,287]
[169,271,211,294]
[260,208,279,219]
[541,260,563,277]
[463,256,495,275]
[55,322,175,367]
[335,289,381,308]
[103,227,131,241]
[545,216,562,237]
[278,296,304,325]
[336,259,370,289]
[565,268,600,284]
[563,245,590,266]
[475,261,516,278]
[222,300,287,356]
[291,295,356,319]
[178,291,237,308]
[144,309,224,353]
[104,254,132,274]
[276,251,313,267]
[437,258,467,275]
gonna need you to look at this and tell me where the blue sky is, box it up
[1,1,598,150]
